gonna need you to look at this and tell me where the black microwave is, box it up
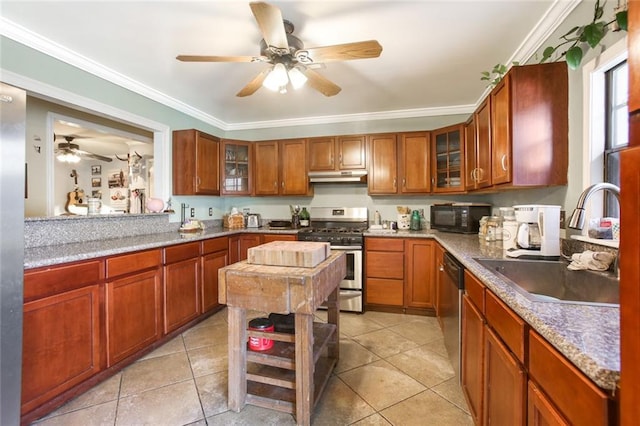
[430,203,492,234]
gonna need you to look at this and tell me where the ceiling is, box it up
[1,1,578,131]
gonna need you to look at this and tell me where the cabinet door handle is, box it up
[281,181,285,188]
[501,154,508,171]
[471,168,477,181]
[339,153,342,166]
[402,178,406,187]
[273,181,277,188]
[393,178,397,189]
[439,264,444,272]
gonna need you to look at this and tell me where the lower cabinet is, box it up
[228,233,262,263]
[105,249,163,366]
[365,237,435,313]
[261,233,297,243]
[22,260,103,415]
[201,237,228,313]
[163,242,201,334]
[434,242,446,324]
[461,269,617,426]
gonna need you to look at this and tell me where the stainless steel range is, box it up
[297,207,368,313]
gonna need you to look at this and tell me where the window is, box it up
[604,61,628,217]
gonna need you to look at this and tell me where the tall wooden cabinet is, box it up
[432,125,464,192]
[105,249,163,366]
[367,134,398,194]
[22,260,104,415]
[621,2,640,422]
[173,129,220,195]
[466,98,493,190]
[254,139,310,196]
[163,242,200,334]
[308,135,366,171]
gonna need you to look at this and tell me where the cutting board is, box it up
[247,241,331,268]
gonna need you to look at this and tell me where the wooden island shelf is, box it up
[218,247,345,426]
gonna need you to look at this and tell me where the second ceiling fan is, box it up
[176,1,382,97]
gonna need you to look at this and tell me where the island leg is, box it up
[326,287,340,361]
[227,306,247,412]
[294,313,314,426]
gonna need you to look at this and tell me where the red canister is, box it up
[248,318,274,351]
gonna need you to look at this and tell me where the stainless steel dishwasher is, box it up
[442,251,465,384]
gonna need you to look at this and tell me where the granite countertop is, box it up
[24,226,619,392]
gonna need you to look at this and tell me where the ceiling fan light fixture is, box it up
[56,152,81,163]
[288,66,307,90]
[262,63,289,91]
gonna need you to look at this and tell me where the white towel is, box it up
[567,250,616,271]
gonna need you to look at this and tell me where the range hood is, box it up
[308,170,368,183]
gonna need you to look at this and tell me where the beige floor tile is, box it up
[362,311,421,328]
[190,309,228,330]
[206,404,296,425]
[120,351,193,397]
[352,328,420,358]
[340,313,385,337]
[116,380,204,426]
[380,389,473,426]
[334,337,380,374]
[139,334,185,361]
[351,413,393,425]
[194,370,230,417]
[33,400,117,426]
[43,373,121,418]
[188,342,228,377]
[422,337,449,358]
[182,322,229,351]
[388,318,444,345]
[339,359,426,411]
[386,346,455,388]
[431,377,470,413]
[311,376,376,425]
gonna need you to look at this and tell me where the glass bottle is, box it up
[299,207,310,227]
[410,210,421,231]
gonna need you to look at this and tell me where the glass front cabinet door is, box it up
[432,124,464,193]
[221,140,253,195]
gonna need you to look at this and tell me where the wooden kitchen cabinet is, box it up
[367,133,398,194]
[201,237,228,313]
[173,129,220,195]
[461,272,486,426]
[432,124,464,193]
[261,233,296,243]
[434,242,445,323]
[228,233,262,264]
[483,327,526,426]
[254,139,311,196]
[365,237,404,307]
[527,380,569,426]
[308,135,366,171]
[163,242,200,334]
[490,62,568,187]
[404,239,435,311]
[105,249,162,366]
[466,98,492,190]
[22,260,104,415]
[399,131,431,193]
[221,139,253,195]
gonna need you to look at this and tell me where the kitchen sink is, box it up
[473,258,619,306]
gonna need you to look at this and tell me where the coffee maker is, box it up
[506,205,561,259]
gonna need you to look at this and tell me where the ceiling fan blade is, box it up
[74,149,113,163]
[176,55,263,63]
[236,68,271,97]
[250,2,289,50]
[302,68,341,97]
[301,40,383,63]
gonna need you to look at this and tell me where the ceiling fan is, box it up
[176,1,383,97]
[54,135,113,163]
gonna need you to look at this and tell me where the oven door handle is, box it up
[330,245,362,251]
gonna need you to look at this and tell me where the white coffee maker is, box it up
[506,205,561,259]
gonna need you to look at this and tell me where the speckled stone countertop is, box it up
[24,224,619,391]
[364,229,620,392]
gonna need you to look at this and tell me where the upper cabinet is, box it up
[221,139,253,196]
[466,98,493,190]
[432,125,464,193]
[254,139,311,196]
[491,62,568,187]
[368,132,431,195]
[308,135,367,171]
[173,129,220,195]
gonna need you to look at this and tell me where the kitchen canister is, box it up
[87,197,101,215]
[397,214,410,230]
[502,216,519,250]
[248,317,274,351]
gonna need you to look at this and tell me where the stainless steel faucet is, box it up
[568,183,621,230]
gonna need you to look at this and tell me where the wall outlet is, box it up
[209,207,213,216]
[190,208,195,218]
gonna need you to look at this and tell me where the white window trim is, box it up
[581,37,627,238]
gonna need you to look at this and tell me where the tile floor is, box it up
[33,309,472,426]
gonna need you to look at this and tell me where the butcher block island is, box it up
[218,241,346,426]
